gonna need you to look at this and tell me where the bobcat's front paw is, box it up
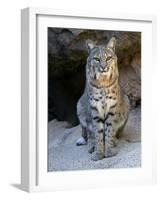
[104,148,118,158]
[76,137,87,146]
[91,152,104,161]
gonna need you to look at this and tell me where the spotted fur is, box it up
[76,37,130,161]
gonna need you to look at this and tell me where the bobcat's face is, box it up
[86,37,118,87]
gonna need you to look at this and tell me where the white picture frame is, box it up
[21,7,157,192]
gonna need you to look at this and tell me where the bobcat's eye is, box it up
[106,56,112,62]
[93,57,100,62]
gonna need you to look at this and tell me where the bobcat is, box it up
[76,37,130,161]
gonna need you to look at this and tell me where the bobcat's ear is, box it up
[86,40,96,52]
[107,37,116,52]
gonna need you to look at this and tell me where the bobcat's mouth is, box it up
[100,68,109,73]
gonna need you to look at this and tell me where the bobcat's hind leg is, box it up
[76,127,87,146]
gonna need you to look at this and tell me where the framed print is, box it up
[21,7,156,192]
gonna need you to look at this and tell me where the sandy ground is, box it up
[48,107,141,171]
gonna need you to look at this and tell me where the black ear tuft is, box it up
[86,40,96,52]
[107,37,116,52]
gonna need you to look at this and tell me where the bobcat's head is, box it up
[86,37,119,87]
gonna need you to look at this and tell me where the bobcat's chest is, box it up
[89,87,117,119]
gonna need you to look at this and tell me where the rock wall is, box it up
[48,28,141,124]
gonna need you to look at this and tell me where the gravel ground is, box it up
[48,108,141,171]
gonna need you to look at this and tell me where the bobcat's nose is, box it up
[100,65,108,72]
[99,60,108,72]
